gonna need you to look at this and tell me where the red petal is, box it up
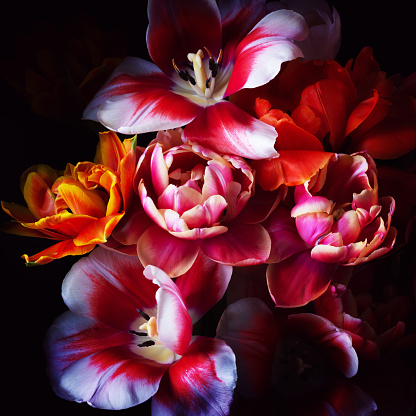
[147,0,222,76]
[251,150,333,191]
[153,336,236,415]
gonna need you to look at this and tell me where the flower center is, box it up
[129,309,160,347]
[172,47,223,98]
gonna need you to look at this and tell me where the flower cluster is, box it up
[2,0,415,415]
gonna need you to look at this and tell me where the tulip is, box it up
[1,131,138,264]
[45,247,235,414]
[264,152,396,307]
[112,129,274,277]
[83,0,310,160]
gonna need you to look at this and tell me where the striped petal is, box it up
[45,311,168,410]
[224,9,308,96]
[182,101,278,160]
[144,265,193,355]
[83,58,202,134]
[152,336,236,416]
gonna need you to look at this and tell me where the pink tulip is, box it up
[112,130,274,277]
[83,0,310,159]
[265,152,397,307]
[45,247,236,413]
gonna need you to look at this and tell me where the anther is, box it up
[138,340,156,348]
[172,59,190,82]
[137,309,150,321]
[129,330,148,336]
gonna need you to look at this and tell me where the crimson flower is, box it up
[83,0,309,159]
[45,247,236,413]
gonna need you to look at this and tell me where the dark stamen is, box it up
[137,309,150,321]
[206,77,211,89]
[187,72,196,85]
[129,330,148,336]
[138,340,156,348]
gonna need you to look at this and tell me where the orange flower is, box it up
[1,131,138,265]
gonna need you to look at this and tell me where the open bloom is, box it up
[83,0,309,159]
[1,131,137,264]
[264,152,396,307]
[112,129,273,277]
[216,297,365,414]
[45,247,236,414]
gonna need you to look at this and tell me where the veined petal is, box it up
[175,252,232,324]
[61,247,157,330]
[182,101,278,160]
[58,180,107,218]
[251,150,333,191]
[267,250,336,307]
[181,195,228,228]
[144,265,193,355]
[152,336,236,416]
[94,131,127,171]
[83,57,202,134]
[147,0,222,76]
[22,239,96,265]
[200,222,271,266]
[45,312,168,410]
[224,10,308,96]
[137,224,200,277]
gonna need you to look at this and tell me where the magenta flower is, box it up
[83,0,309,159]
[264,152,397,307]
[45,247,236,413]
[112,130,273,277]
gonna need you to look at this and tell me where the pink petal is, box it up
[45,311,168,410]
[224,9,308,96]
[182,101,278,160]
[200,222,271,266]
[146,0,222,76]
[175,252,232,323]
[216,297,278,398]
[158,184,204,216]
[150,143,169,196]
[295,212,334,247]
[62,247,157,330]
[291,195,333,217]
[332,210,362,246]
[152,336,236,416]
[181,195,228,228]
[143,265,193,355]
[83,57,202,134]
[137,224,200,277]
[263,205,309,263]
[267,250,336,307]
[201,160,234,198]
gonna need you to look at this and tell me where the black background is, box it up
[0,1,414,414]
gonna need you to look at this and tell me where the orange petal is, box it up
[23,171,56,219]
[57,180,107,218]
[25,213,97,238]
[73,213,124,246]
[1,201,37,223]
[252,150,333,191]
[94,131,127,171]
[22,239,96,265]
